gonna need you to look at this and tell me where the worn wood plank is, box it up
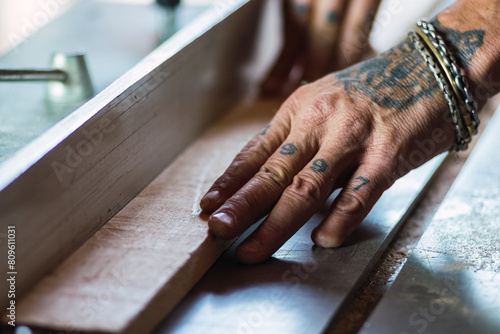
[152,154,445,334]
[0,0,264,309]
[16,99,280,334]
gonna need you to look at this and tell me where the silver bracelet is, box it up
[417,20,480,134]
[408,31,468,151]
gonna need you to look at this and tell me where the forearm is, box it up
[435,0,500,106]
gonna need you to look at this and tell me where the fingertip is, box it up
[200,190,221,213]
[311,228,343,248]
[208,211,237,240]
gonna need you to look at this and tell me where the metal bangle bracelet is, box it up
[408,31,469,151]
[417,20,480,132]
[415,28,475,139]
[420,20,479,122]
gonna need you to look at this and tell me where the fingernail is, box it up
[200,190,220,211]
[313,233,343,248]
[238,237,262,255]
[211,211,234,228]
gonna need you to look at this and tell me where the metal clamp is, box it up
[0,52,94,105]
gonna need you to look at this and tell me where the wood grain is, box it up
[16,99,281,334]
[0,0,264,309]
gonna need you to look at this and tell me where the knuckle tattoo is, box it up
[279,143,297,155]
[259,124,271,136]
[354,176,371,192]
[310,159,329,173]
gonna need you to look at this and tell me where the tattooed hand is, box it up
[201,0,498,264]
[201,39,457,263]
[261,0,382,96]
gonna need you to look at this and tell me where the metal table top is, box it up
[362,108,500,334]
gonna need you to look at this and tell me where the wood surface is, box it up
[16,99,279,334]
[0,0,263,309]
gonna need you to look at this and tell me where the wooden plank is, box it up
[0,0,264,309]
[153,155,445,334]
[16,98,281,334]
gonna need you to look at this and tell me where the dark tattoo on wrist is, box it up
[335,40,440,110]
[354,176,370,192]
[334,20,485,110]
[327,11,339,24]
[260,124,271,136]
[432,19,485,68]
[280,143,297,155]
[310,159,329,173]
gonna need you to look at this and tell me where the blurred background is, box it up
[0,0,216,56]
[0,0,455,164]
[0,0,455,57]
[0,0,78,55]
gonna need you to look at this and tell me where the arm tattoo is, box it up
[354,176,370,192]
[432,19,485,68]
[334,40,440,110]
[310,159,329,173]
[279,143,297,155]
[334,21,485,110]
[260,124,271,136]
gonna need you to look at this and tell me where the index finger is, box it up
[200,119,289,213]
[200,98,299,213]
[235,147,357,264]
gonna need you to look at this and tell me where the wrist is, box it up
[333,38,456,153]
[434,0,500,106]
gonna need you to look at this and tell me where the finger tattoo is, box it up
[279,143,297,155]
[310,159,329,173]
[326,11,339,24]
[354,176,371,192]
[260,124,271,136]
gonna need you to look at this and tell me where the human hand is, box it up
[261,0,382,96]
[201,38,457,264]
